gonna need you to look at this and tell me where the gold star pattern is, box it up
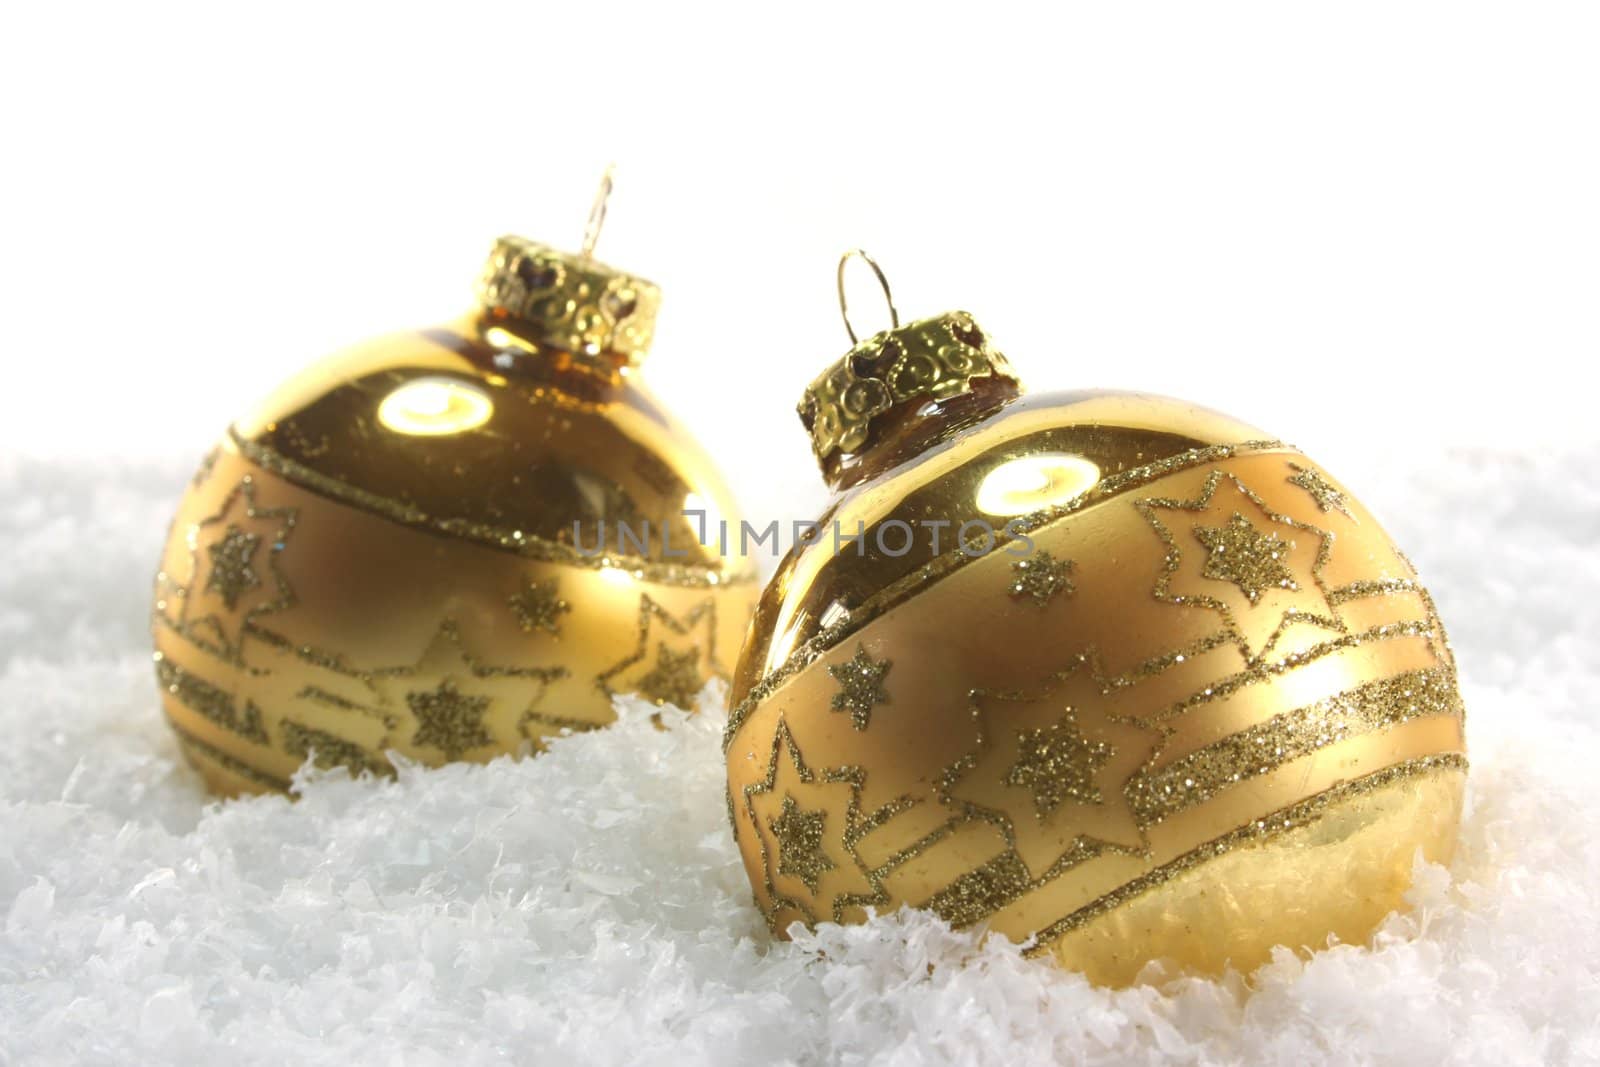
[938,655,1161,877]
[1005,713,1114,817]
[205,525,262,610]
[635,643,703,708]
[1008,550,1074,607]
[1135,471,1342,662]
[595,594,722,704]
[1192,512,1299,603]
[742,718,892,926]
[1287,462,1355,519]
[371,619,567,758]
[509,577,570,635]
[177,477,299,660]
[768,794,836,893]
[828,646,892,730]
[406,679,493,759]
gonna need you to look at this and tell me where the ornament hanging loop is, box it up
[580,164,616,259]
[837,248,900,345]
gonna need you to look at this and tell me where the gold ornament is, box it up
[153,173,758,796]
[725,251,1466,986]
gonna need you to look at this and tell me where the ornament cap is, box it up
[476,234,661,369]
[797,310,1021,467]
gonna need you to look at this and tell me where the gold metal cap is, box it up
[798,310,1019,461]
[476,234,661,366]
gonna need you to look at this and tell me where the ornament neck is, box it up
[819,374,1023,490]
[446,311,633,403]
[798,310,1022,491]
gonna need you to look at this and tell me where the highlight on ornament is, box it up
[722,249,1467,987]
[376,376,495,436]
[974,453,1102,516]
[151,172,759,796]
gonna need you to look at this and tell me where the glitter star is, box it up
[828,647,891,730]
[406,679,493,759]
[1008,550,1074,607]
[635,643,702,708]
[595,594,721,706]
[175,479,299,661]
[1005,713,1114,818]
[509,577,570,635]
[1287,463,1354,519]
[205,525,263,610]
[741,718,888,928]
[768,794,836,893]
[368,619,566,756]
[1192,513,1299,603]
[1135,471,1340,661]
[939,656,1160,875]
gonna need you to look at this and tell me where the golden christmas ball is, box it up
[724,262,1466,986]
[153,221,758,796]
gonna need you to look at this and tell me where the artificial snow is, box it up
[1,449,1597,1065]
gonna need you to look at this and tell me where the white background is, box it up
[3,2,1597,523]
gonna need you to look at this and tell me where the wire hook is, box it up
[836,248,899,344]
[580,164,616,259]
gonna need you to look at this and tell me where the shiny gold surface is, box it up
[730,389,1278,712]
[155,240,755,796]
[1048,759,1464,985]
[232,316,744,585]
[726,319,1466,984]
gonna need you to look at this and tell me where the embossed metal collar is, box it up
[476,235,661,366]
[797,311,1019,464]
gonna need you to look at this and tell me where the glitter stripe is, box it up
[294,685,391,722]
[227,429,755,589]
[925,851,1033,928]
[518,709,606,735]
[1127,667,1463,826]
[247,624,378,681]
[1022,753,1468,954]
[1152,619,1438,722]
[1327,577,1422,605]
[166,715,293,792]
[280,719,394,776]
[154,654,268,743]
